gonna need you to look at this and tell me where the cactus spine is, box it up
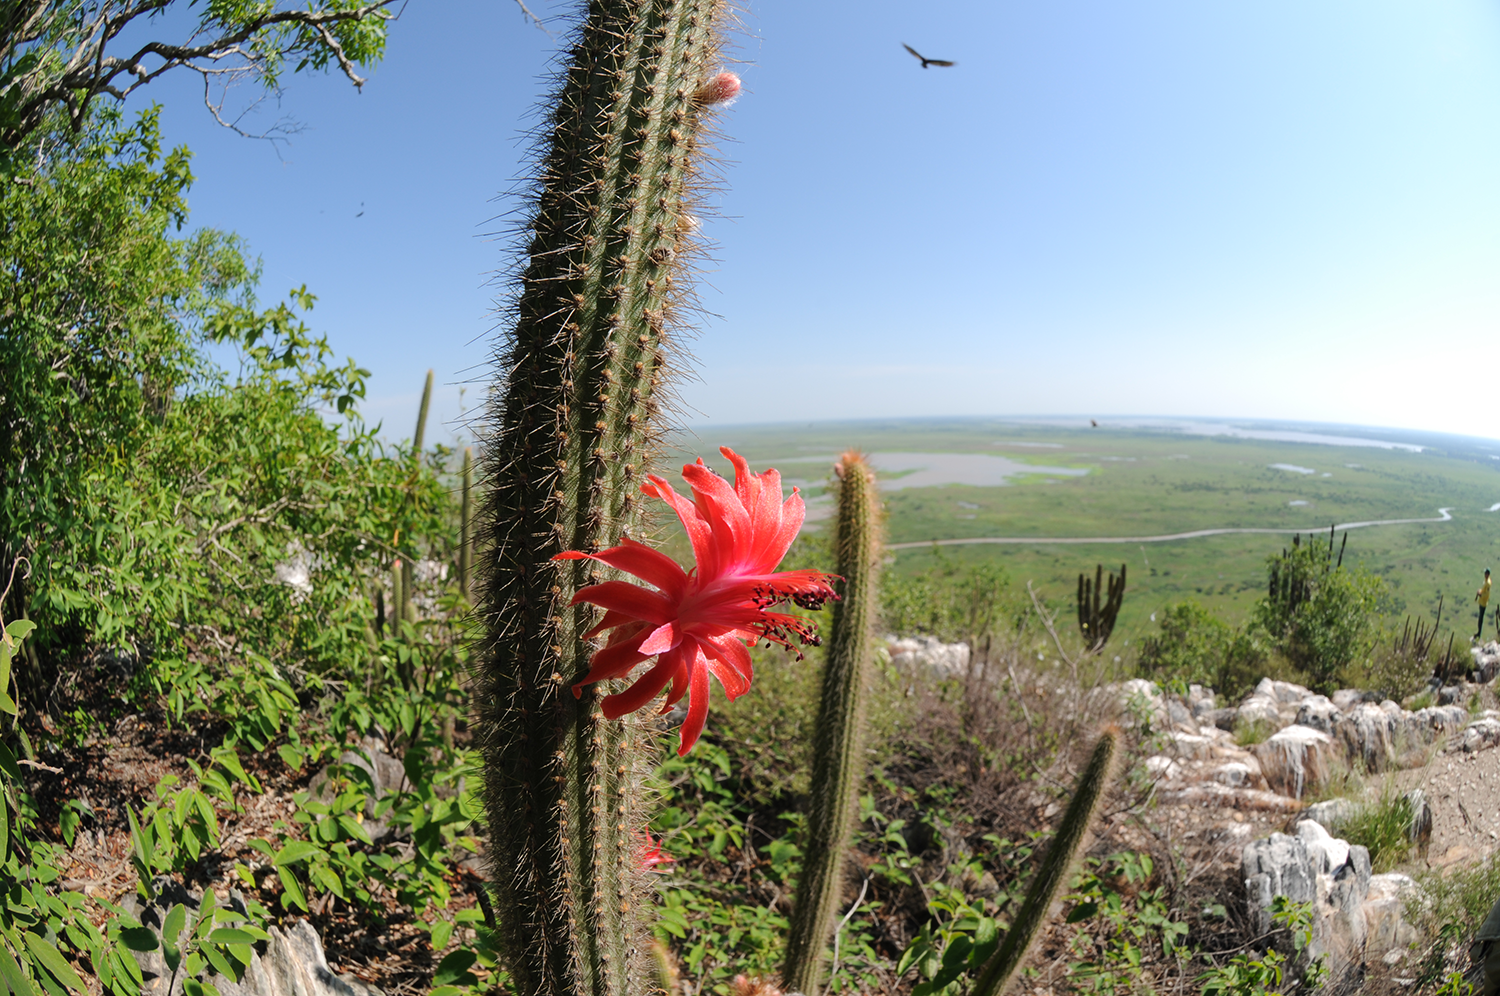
[782,452,883,996]
[969,727,1121,996]
[474,2,732,994]
[414,368,434,453]
[459,445,474,599]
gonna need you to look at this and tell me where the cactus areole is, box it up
[473,0,743,993]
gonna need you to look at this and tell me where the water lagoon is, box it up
[777,451,1089,495]
[866,452,1089,490]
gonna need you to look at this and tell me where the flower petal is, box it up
[600,655,680,718]
[553,537,689,598]
[700,631,754,686]
[676,648,713,755]
[639,620,684,655]
[572,638,651,693]
[643,475,716,575]
[570,580,674,624]
[681,460,751,575]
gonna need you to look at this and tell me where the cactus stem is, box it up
[782,452,883,996]
[414,368,434,453]
[969,726,1121,996]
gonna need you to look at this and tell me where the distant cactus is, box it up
[459,445,474,599]
[1076,563,1126,651]
[413,368,434,453]
[471,1,736,993]
[969,727,1121,996]
[1267,526,1346,615]
[782,452,882,996]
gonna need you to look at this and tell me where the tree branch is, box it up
[1,1,400,152]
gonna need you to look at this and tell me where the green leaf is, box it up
[207,929,258,947]
[161,903,186,974]
[57,807,79,850]
[336,815,371,846]
[201,942,237,981]
[273,841,321,866]
[431,950,477,987]
[116,927,158,953]
[23,932,86,994]
[277,745,304,771]
[428,920,453,952]
[276,866,307,913]
[0,939,39,996]
[0,744,21,783]
[1066,901,1099,924]
[3,621,35,642]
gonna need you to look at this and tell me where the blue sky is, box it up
[134,0,1500,447]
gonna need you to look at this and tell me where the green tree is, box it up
[0,104,451,711]
[1252,535,1387,694]
[0,0,398,155]
[1,106,226,633]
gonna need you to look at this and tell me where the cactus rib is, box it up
[782,451,883,996]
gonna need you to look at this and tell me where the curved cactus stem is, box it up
[969,727,1121,996]
[472,2,735,993]
[782,452,883,996]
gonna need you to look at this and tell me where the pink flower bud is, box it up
[694,72,741,106]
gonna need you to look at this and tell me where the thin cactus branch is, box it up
[969,727,1121,996]
[459,445,474,599]
[414,368,434,453]
[782,452,882,996]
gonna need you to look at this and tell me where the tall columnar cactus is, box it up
[473,2,735,994]
[414,368,434,452]
[969,727,1121,996]
[782,452,883,996]
[459,445,474,599]
[1076,563,1126,651]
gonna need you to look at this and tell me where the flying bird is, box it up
[355,202,365,218]
[1090,419,1099,427]
[903,43,955,69]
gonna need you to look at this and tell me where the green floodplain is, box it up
[661,417,1500,651]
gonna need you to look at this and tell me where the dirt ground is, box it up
[1396,741,1500,872]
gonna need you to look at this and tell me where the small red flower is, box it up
[555,447,838,754]
[639,835,675,871]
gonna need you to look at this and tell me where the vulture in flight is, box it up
[903,43,955,69]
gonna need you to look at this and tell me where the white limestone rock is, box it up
[1253,725,1334,800]
[887,636,971,679]
[1295,695,1341,733]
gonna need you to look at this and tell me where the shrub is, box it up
[1136,601,1267,701]
[881,558,1017,655]
[1252,537,1388,694]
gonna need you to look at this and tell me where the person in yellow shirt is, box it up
[1477,568,1492,642]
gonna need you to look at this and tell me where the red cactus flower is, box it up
[555,447,838,754]
[639,835,675,871]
